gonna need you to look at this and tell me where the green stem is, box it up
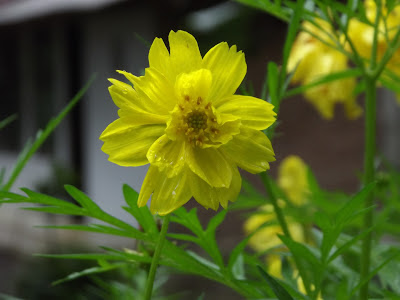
[144,214,171,300]
[260,172,291,238]
[359,78,376,300]
[260,172,314,296]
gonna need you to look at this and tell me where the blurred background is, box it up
[0,0,399,298]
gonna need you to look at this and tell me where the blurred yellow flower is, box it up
[243,203,305,276]
[296,272,323,299]
[348,1,400,103]
[100,30,276,215]
[348,0,400,73]
[244,156,315,282]
[288,20,362,119]
[278,155,309,206]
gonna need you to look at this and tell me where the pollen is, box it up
[172,96,218,148]
[186,111,207,131]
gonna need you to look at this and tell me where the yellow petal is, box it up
[266,254,283,279]
[138,165,192,215]
[187,147,233,188]
[216,95,276,130]
[203,42,247,103]
[148,37,170,77]
[221,127,275,174]
[189,165,241,210]
[174,68,212,101]
[100,119,165,166]
[207,115,241,146]
[167,30,203,83]
[108,79,168,125]
[147,134,186,177]
[120,68,176,115]
[278,155,309,206]
[303,50,359,120]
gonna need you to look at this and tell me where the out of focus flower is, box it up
[348,0,400,102]
[288,20,362,119]
[100,30,276,215]
[278,155,309,206]
[244,156,315,293]
[348,0,400,72]
[244,203,305,253]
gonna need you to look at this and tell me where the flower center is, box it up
[186,110,207,131]
[177,95,218,147]
[166,69,239,148]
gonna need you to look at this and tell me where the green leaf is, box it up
[160,241,219,280]
[0,293,23,300]
[280,0,305,91]
[21,188,80,209]
[334,182,375,226]
[349,251,400,297]
[284,68,362,98]
[257,265,294,300]
[171,207,203,237]
[64,184,102,212]
[279,235,321,269]
[206,209,227,235]
[0,114,17,130]
[52,262,127,285]
[234,0,290,22]
[37,249,152,264]
[122,184,157,234]
[231,253,245,280]
[2,75,96,192]
[328,225,377,263]
[228,236,251,275]
[167,233,199,243]
[37,224,144,240]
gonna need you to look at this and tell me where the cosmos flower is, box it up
[100,30,276,215]
[288,20,362,119]
[244,156,312,279]
[348,0,400,102]
[278,155,309,206]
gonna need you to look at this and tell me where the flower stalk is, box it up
[144,214,171,300]
[359,77,376,300]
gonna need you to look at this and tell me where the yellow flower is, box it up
[296,272,323,299]
[288,20,362,120]
[348,1,400,75]
[243,204,305,272]
[277,155,309,206]
[100,30,276,215]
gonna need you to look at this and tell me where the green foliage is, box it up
[0,75,96,192]
[258,266,294,300]
[2,0,400,298]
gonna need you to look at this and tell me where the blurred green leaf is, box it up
[279,235,321,269]
[53,262,127,285]
[350,251,400,297]
[2,75,96,192]
[122,184,157,235]
[228,236,251,277]
[284,68,362,98]
[334,183,375,226]
[0,114,17,130]
[257,266,294,300]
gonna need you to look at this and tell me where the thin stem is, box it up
[359,78,376,300]
[369,0,381,71]
[260,172,314,296]
[260,172,291,238]
[144,214,171,300]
